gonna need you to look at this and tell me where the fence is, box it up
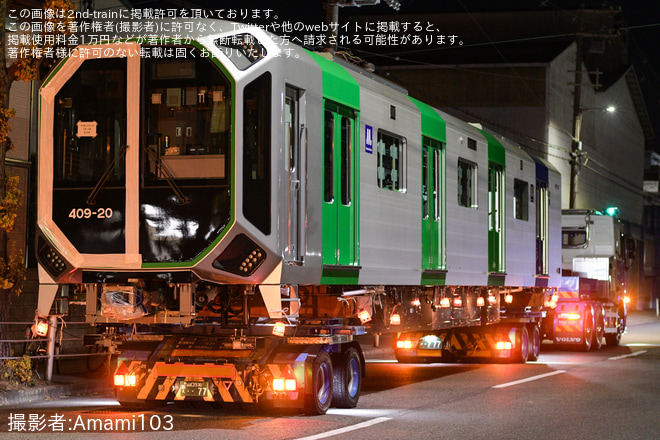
[0,317,108,381]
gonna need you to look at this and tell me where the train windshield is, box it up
[563,227,588,248]
[53,58,127,188]
[142,46,231,184]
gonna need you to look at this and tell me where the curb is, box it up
[0,377,113,407]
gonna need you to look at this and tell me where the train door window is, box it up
[457,158,477,208]
[377,130,406,192]
[422,137,446,271]
[322,102,358,268]
[324,111,335,203]
[243,72,272,235]
[341,116,352,206]
[54,58,127,187]
[488,163,505,272]
[536,182,549,275]
[513,179,529,221]
[285,86,305,263]
[142,46,231,182]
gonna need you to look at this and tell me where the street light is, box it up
[568,106,616,209]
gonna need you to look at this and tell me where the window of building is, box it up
[377,130,406,192]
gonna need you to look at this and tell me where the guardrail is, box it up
[0,318,108,381]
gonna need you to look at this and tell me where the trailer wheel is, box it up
[527,324,541,362]
[332,347,362,408]
[512,326,529,363]
[305,351,333,415]
[592,307,604,351]
[581,308,594,351]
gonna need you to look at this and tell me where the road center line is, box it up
[293,417,392,440]
[492,370,567,389]
[609,350,647,360]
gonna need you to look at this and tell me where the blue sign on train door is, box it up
[365,125,373,154]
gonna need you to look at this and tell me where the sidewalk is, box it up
[0,357,113,407]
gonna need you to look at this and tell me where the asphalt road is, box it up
[2,311,659,439]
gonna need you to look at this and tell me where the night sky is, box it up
[137,0,660,149]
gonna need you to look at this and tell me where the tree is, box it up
[0,0,75,358]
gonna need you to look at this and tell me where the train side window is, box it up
[377,130,406,192]
[457,158,477,208]
[243,72,272,235]
[513,179,529,220]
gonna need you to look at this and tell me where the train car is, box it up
[35,18,561,412]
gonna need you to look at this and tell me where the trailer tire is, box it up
[332,347,362,408]
[305,351,333,415]
[592,307,604,351]
[512,326,529,363]
[527,324,541,362]
[581,307,594,351]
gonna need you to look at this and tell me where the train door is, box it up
[284,86,305,263]
[322,102,358,268]
[422,137,446,271]
[488,163,505,273]
[536,181,549,274]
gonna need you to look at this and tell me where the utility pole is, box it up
[569,10,583,210]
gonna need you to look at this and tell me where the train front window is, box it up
[53,58,127,187]
[143,47,231,182]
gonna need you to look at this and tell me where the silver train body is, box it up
[36,18,561,331]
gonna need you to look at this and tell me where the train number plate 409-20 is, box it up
[180,381,208,397]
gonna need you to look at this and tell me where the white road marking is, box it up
[492,370,567,389]
[293,417,392,440]
[609,350,647,360]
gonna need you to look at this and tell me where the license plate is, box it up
[180,381,208,397]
